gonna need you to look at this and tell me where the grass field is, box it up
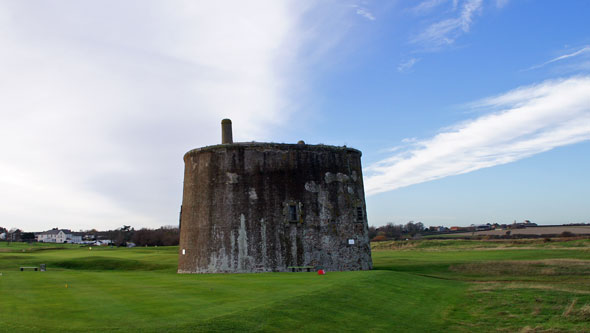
[1,239,589,332]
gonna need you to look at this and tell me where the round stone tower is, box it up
[178,119,373,273]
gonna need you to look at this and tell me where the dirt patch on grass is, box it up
[577,304,590,320]
[518,326,563,333]
[562,298,578,317]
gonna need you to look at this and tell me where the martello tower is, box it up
[178,119,372,273]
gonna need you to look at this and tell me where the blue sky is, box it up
[1,1,589,230]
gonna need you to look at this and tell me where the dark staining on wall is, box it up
[177,121,373,273]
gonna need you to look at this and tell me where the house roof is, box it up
[40,229,72,235]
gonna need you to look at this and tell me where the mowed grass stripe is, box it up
[0,271,163,331]
[175,271,470,332]
[2,267,393,331]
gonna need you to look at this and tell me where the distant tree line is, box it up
[369,221,425,241]
[0,227,35,244]
[131,226,179,246]
[105,225,180,247]
[0,225,179,247]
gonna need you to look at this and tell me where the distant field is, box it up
[1,239,589,332]
[449,225,590,237]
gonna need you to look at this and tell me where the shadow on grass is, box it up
[51,256,170,271]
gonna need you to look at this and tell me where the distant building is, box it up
[523,220,537,227]
[509,220,537,229]
[450,226,474,232]
[36,228,83,244]
[475,224,492,231]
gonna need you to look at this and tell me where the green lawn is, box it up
[1,239,589,332]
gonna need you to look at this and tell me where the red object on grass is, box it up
[317,269,325,275]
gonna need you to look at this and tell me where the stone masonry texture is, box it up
[178,142,373,273]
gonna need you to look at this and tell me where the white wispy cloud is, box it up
[527,46,590,70]
[365,76,590,196]
[350,4,376,21]
[356,8,376,21]
[411,0,448,14]
[412,0,483,48]
[0,1,328,231]
[398,58,420,72]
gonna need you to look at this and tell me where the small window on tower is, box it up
[289,204,298,222]
[356,206,364,222]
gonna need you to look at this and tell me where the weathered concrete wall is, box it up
[178,143,373,273]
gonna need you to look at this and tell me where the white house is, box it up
[36,229,83,244]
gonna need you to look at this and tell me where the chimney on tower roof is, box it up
[221,119,233,144]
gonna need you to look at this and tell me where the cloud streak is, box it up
[356,8,376,21]
[365,76,590,195]
[527,46,590,70]
[412,0,483,48]
[350,4,376,21]
[398,58,420,72]
[411,0,447,15]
